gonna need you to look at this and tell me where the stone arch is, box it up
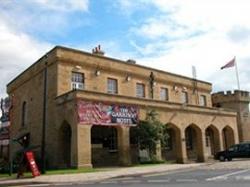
[185,124,203,162]
[91,125,118,167]
[222,125,235,149]
[205,125,220,156]
[163,123,182,163]
[58,121,72,168]
[129,126,139,164]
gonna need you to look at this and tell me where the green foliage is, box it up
[131,109,169,159]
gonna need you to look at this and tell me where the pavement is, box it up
[0,162,206,186]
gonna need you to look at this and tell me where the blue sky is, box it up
[1,0,250,98]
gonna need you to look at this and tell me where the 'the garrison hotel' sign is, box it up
[77,100,139,126]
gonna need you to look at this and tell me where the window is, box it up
[200,95,207,106]
[185,127,193,150]
[21,101,27,127]
[165,129,173,150]
[239,144,249,152]
[205,132,210,147]
[136,83,145,98]
[91,126,117,152]
[205,129,213,147]
[228,145,238,152]
[107,78,118,94]
[160,88,169,101]
[181,91,188,103]
[71,72,84,90]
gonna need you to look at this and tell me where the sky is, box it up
[1,0,250,99]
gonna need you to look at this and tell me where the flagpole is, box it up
[235,57,241,90]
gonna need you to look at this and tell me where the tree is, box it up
[131,109,169,161]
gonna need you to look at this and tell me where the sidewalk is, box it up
[0,163,205,186]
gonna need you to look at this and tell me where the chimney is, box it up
[92,45,105,56]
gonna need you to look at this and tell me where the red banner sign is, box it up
[77,100,139,126]
[25,151,40,177]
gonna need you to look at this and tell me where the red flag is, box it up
[221,57,235,70]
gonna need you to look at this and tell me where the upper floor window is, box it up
[71,72,84,90]
[21,101,27,127]
[199,95,207,106]
[107,78,118,94]
[160,88,169,101]
[136,83,145,98]
[181,91,188,103]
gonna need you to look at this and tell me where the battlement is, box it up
[212,90,250,104]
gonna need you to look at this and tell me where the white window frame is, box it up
[160,88,169,101]
[107,78,118,94]
[199,95,207,106]
[136,83,145,98]
[71,72,84,90]
[181,91,188,103]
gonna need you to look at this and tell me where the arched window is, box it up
[21,101,27,127]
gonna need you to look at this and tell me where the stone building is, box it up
[7,46,239,169]
[212,90,250,142]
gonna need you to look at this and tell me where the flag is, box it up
[221,57,236,70]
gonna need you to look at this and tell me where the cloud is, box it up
[0,0,91,99]
[35,0,89,12]
[112,0,153,16]
[0,0,90,39]
[228,26,250,44]
[0,19,51,98]
[115,0,250,92]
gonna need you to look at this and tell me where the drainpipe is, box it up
[149,72,155,99]
[41,54,48,174]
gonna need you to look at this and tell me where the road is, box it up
[16,167,250,187]
[8,160,250,187]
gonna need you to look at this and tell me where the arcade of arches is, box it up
[161,123,237,163]
[57,120,238,168]
[55,98,239,168]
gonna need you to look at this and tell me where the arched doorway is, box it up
[185,124,203,162]
[58,121,72,168]
[205,125,220,157]
[222,126,235,149]
[162,123,182,163]
[91,125,118,167]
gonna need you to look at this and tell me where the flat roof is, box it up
[7,45,212,87]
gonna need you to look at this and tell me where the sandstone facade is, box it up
[7,46,239,168]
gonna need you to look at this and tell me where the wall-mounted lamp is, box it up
[95,70,101,76]
[173,85,179,92]
[73,65,82,71]
[153,82,157,86]
[126,75,131,81]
